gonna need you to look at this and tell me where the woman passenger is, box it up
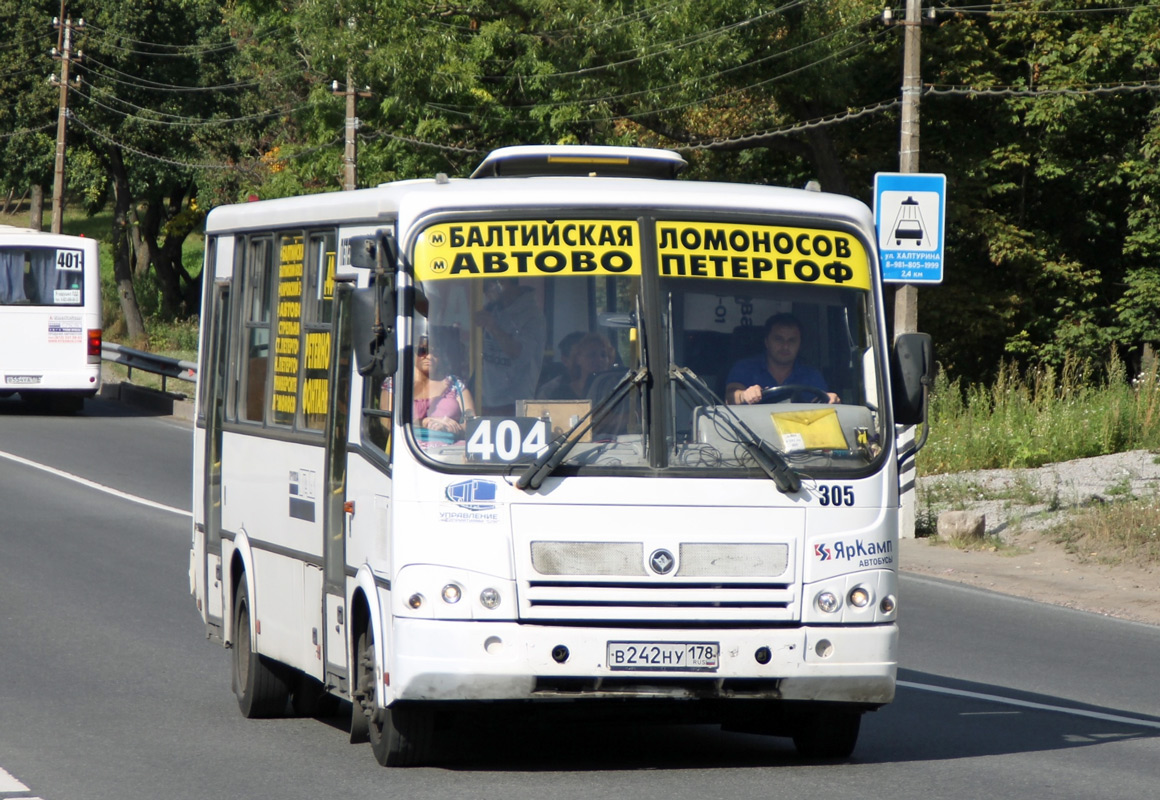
[412,334,474,442]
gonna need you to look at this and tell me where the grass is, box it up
[922,355,1160,475]
[919,355,1160,565]
[1049,491,1160,567]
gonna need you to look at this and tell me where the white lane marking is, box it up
[0,448,191,518]
[900,680,1160,730]
[0,766,30,791]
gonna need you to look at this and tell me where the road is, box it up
[1,394,1159,800]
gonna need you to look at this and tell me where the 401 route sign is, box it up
[874,172,946,284]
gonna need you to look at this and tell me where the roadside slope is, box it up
[906,450,1160,626]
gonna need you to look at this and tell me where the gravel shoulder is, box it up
[904,450,1160,626]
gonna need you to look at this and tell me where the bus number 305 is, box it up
[817,485,855,506]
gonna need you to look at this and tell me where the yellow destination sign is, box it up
[656,221,870,290]
[414,220,642,281]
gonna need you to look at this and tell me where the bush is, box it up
[921,354,1160,475]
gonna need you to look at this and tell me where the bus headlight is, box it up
[880,594,897,614]
[816,591,841,614]
[479,588,501,609]
[441,584,462,604]
[848,586,872,609]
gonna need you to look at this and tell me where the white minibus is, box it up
[0,225,101,411]
[190,145,932,766]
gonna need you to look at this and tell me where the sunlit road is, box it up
[2,394,1159,800]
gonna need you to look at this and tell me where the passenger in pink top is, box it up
[412,335,474,442]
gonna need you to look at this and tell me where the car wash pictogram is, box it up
[890,196,926,246]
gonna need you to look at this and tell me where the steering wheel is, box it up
[760,384,830,404]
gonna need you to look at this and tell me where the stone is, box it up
[937,510,986,541]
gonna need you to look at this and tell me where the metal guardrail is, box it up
[101,342,197,394]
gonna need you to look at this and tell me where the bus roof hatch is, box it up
[471,145,687,180]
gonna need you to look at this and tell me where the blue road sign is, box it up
[874,172,946,284]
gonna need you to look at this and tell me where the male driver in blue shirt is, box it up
[725,313,840,405]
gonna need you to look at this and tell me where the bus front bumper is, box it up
[388,618,896,706]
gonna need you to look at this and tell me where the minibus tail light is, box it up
[87,328,102,363]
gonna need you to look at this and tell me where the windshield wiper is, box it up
[516,366,648,491]
[669,364,801,494]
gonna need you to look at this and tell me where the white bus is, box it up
[0,225,102,412]
[190,145,932,766]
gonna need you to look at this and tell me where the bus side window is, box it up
[239,237,273,424]
[363,371,392,453]
[246,346,268,421]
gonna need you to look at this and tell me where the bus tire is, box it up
[354,622,433,766]
[791,708,861,760]
[350,624,372,744]
[232,584,289,718]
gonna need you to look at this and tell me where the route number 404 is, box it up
[817,485,855,507]
[466,418,548,462]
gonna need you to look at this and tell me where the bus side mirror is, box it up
[891,332,933,426]
[348,233,397,270]
[349,232,398,377]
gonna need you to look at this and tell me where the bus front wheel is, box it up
[232,584,289,718]
[354,623,433,767]
[791,708,861,760]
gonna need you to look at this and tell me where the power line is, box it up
[80,53,295,93]
[434,14,877,113]
[0,32,53,53]
[943,2,1157,16]
[79,20,285,56]
[419,0,687,39]
[480,0,816,82]
[926,80,1160,97]
[71,86,323,127]
[0,63,50,81]
[70,113,343,172]
[358,128,482,155]
[673,97,903,151]
[535,35,877,126]
[0,122,55,141]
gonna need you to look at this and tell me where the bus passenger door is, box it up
[202,283,231,636]
[323,285,354,692]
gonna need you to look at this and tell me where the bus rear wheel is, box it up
[354,623,433,767]
[232,584,289,718]
[791,708,862,760]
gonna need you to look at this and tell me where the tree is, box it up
[0,0,59,227]
[63,0,246,338]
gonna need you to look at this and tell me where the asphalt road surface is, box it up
[2,394,1159,800]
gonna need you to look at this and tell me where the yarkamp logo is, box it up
[815,539,893,563]
[445,479,497,512]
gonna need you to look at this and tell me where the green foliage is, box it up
[922,354,1160,475]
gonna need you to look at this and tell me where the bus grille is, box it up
[520,541,797,623]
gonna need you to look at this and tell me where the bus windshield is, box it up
[406,216,885,476]
[0,245,86,306]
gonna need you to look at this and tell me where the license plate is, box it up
[5,375,41,385]
[607,641,719,672]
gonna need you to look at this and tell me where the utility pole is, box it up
[887,0,927,539]
[50,7,83,234]
[332,75,371,191]
[894,0,923,336]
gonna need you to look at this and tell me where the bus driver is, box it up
[725,313,839,405]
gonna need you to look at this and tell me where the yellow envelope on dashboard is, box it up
[771,408,848,451]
